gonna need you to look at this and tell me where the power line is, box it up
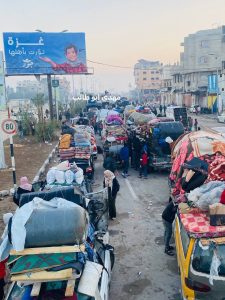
[87,59,132,69]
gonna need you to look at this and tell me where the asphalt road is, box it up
[94,114,225,300]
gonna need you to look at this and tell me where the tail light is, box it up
[86,167,93,173]
[185,277,211,293]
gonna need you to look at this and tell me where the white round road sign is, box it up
[1,119,17,134]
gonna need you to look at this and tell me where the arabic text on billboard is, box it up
[3,32,87,75]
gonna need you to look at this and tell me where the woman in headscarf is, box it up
[13,176,34,206]
[103,170,120,220]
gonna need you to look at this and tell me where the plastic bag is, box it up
[46,169,56,184]
[55,170,65,184]
[74,167,84,185]
[209,251,221,285]
[65,170,74,184]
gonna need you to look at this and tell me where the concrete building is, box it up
[161,63,183,106]
[179,26,225,110]
[134,59,162,101]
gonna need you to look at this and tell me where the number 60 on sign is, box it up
[1,119,17,134]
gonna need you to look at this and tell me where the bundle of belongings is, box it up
[0,190,113,299]
[135,106,151,114]
[59,132,75,161]
[59,130,91,161]
[170,130,225,233]
[129,111,156,125]
[124,105,135,118]
[74,133,91,160]
[74,125,97,155]
[174,181,225,239]
[170,130,225,196]
[46,161,84,186]
[103,124,128,143]
[106,114,123,125]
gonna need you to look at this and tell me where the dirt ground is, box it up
[0,135,58,234]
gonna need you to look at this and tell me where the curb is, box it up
[0,145,58,197]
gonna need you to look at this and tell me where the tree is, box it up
[31,93,45,122]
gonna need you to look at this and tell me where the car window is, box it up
[180,221,190,257]
[192,240,225,275]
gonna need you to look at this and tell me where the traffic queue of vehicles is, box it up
[4,113,114,299]
[7,98,225,300]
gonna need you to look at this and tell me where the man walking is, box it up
[120,143,129,178]
[162,201,178,256]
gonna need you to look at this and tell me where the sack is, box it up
[46,169,56,184]
[55,170,65,184]
[210,203,225,226]
[65,170,74,184]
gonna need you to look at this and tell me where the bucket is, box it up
[78,261,103,296]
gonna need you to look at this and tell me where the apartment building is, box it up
[180,26,225,110]
[134,59,162,100]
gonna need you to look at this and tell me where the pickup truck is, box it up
[149,121,184,171]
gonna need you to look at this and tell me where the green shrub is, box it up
[35,120,58,142]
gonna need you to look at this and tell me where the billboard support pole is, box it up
[47,74,54,120]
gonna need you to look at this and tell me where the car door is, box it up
[175,216,195,299]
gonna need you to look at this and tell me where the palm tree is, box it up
[31,93,45,122]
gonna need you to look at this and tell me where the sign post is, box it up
[52,78,59,120]
[0,131,6,169]
[1,118,17,188]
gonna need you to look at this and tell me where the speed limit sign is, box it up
[1,119,17,134]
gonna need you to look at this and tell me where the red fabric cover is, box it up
[220,190,225,205]
[207,155,225,182]
[0,258,8,279]
[180,213,225,238]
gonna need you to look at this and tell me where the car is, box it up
[174,214,225,300]
[217,113,225,123]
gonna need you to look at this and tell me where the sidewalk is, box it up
[0,135,58,191]
[0,135,58,235]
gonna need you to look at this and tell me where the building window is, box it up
[155,71,159,74]
[143,71,146,74]
[198,56,208,64]
[151,71,154,74]
[152,83,155,85]
[143,78,147,80]
[200,40,209,48]
[151,78,154,80]
[155,77,159,80]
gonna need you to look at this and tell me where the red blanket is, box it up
[180,213,225,238]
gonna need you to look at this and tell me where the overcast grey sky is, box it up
[1,0,225,93]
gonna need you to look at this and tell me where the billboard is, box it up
[208,74,218,94]
[3,32,87,75]
[0,51,6,110]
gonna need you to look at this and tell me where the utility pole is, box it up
[47,74,54,120]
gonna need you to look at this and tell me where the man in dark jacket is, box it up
[162,201,178,256]
[132,134,141,170]
[120,143,129,177]
[103,152,117,173]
